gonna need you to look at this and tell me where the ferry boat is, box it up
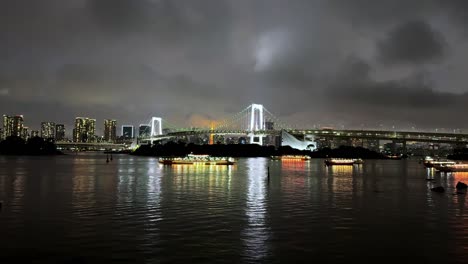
[271,155,311,161]
[324,158,363,166]
[434,163,468,172]
[159,154,236,165]
[423,156,456,168]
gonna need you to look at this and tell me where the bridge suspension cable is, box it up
[262,106,294,130]
[215,105,252,130]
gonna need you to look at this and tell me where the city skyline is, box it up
[2,114,160,140]
[2,1,468,131]
[3,109,468,140]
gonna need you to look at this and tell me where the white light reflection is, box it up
[243,158,269,261]
[144,158,163,245]
[117,157,136,204]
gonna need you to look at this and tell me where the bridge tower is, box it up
[248,104,264,145]
[149,117,163,144]
[151,117,162,137]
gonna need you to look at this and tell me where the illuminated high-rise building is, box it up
[73,117,85,142]
[41,122,56,139]
[87,119,96,141]
[22,126,29,140]
[104,119,117,142]
[73,117,96,142]
[122,125,134,139]
[31,130,40,137]
[55,124,65,141]
[1,115,9,139]
[3,115,24,138]
[139,124,150,137]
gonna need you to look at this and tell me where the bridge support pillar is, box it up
[391,140,397,154]
[248,104,264,145]
[402,141,407,155]
[249,134,263,145]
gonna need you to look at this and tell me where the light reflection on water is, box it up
[244,158,269,261]
[0,155,467,263]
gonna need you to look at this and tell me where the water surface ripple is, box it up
[0,154,467,263]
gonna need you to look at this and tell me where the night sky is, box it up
[1,0,468,134]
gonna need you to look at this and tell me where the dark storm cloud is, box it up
[329,0,436,26]
[377,20,446,65]
[2,0,468,133]
[325,58,468,129]
[436,0,468,26]
[87,0,154,31]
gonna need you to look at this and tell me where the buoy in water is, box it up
[456,181,468,190]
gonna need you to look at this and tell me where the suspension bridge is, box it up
[57,103,468,151]
[139,104,294,144]
[137,103,468,149]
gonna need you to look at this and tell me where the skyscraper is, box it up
[87,119,96,141]
[22,126,29,140]
[55,124,65,141]
[3,115,24,138]
[73,117,85,142]
[31,130,39,137]
[139,124,150,137]
[104,119,117,142]
[41,122,56,139]
[122,125,134,139]
[73,117,96,142]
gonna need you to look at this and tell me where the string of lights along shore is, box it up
[1,114,145,144]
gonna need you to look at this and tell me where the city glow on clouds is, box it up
[0,89,8,96]
[1,0,468,132]
[254,30,291,72]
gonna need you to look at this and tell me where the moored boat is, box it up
[270,155,311,161]
[325,158,363,166]
[159,154,236,165]
[434,163,468,172]
[423,156,456,168]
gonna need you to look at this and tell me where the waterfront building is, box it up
[22,126,29,140]
[139,124,151,137]
[55,124,65,142]
[31,130,40,137]
[104,119,117,142]
[73,117,96,142]
[3,115,24,138]
[122,125,134,139]
[41,122,56,139]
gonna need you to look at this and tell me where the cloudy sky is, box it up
[2,0,468,134]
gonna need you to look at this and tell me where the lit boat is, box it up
[423,156,456,168]
[434,163,468,172]
[271,155,311,161]
[324,158,363,166]
[158,154,236,165]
